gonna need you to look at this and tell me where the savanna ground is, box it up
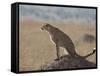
[19,19,96,71]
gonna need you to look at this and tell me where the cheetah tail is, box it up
[83,48,96,58]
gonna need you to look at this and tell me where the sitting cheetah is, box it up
[41,23,96,60]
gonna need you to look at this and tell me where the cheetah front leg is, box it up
[55,43,60,61]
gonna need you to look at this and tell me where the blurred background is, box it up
[19,5,96,24]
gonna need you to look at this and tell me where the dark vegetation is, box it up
[83,34,95,43]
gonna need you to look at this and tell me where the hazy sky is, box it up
[19,5,96,23]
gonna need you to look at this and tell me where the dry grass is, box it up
[19,19,96,71]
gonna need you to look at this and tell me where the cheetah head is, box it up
[41,23,52,31]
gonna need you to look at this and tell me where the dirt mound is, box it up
[41,55,96,70]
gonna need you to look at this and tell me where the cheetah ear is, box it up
[43,23,52,27]
[44,23,48,25]
[43,23,49,26]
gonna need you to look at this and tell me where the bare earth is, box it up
[19,19,96,71]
